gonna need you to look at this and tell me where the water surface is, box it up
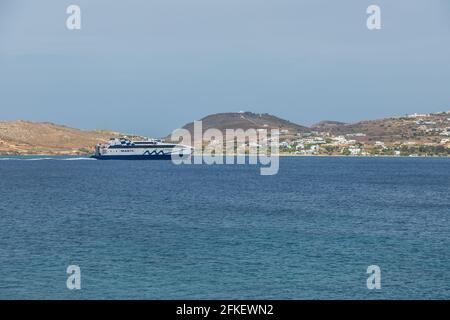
[0,157,449,299]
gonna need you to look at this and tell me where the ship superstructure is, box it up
[92,138,192,160]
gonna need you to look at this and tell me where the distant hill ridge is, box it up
[311,120,348,130]
[173,112,309,138]
[0,120,122,155]
[1,109,449,155]
[311,111,450,143]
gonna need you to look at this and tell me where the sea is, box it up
[0,156,449,299]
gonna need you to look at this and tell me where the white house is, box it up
[349,145,362,155]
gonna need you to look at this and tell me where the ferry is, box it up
[92,138,192,160]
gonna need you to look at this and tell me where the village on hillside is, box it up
[198,111,450,157]
[272,111,450,157]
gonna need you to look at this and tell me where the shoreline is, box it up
[1,153,449,159]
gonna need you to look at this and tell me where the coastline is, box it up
[1,153,449,158]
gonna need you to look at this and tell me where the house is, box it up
[295,145,320,155]
[349,145,362,155]
[346,133,366,137]
[375,141,386,148]
[279,141,292,148]
[331,136,348,145]
[408,113,429,118]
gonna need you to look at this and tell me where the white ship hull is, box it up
[92,138,192,160]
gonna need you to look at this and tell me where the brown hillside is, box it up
[168,112,308,139]
[311,120,347,131]
[0,120,121,155]
[314,112,450,143]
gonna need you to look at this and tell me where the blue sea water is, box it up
[0,156,449,299]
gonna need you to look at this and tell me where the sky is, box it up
[0,0,449,137]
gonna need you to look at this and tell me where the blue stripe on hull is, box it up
[91,154,173,160]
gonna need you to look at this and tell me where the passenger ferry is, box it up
[92,138,192,160]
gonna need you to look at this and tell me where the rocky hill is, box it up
[171,111,450,144]
[311,112,450,144]
[0,121,122,155]
[310,120,348,131]
[169,112,309,139]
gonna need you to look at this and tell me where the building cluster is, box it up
[275,111,450,156]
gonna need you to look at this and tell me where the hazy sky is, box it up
[0,0,449,136]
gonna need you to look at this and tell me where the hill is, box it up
[168,112,309,139]
[312,112,450,144]
[0,120,122,155]
[311,120,348,131]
